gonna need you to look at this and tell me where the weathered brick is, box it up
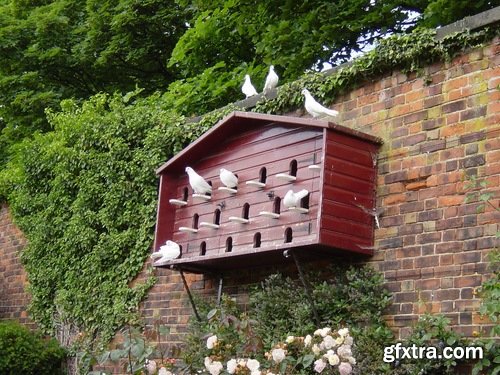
[477,237,497,249]
[460,106,487,121]
[457,227,484,240]
[460,131,486,144]
[459,155,485,168]
[442,100,466,113]
[385,170,408,184]
[454,275,482,288]
[435,289,460,301]
[436,242,463,254]
[415,255,440,268]
[454,251,482,264]
[398,223,423,235]
[400,201,425,214]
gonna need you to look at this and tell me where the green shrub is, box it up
[0,321,66,374]
[181,264,395,374]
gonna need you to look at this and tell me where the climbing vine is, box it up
[253,27,498,116]
[0,26,497,356]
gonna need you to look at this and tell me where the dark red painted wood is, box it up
[154,112,381,270]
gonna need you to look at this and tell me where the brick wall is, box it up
[0,203,34,328]
[338,40,499,339]
[1,38,498,371]
[140,39,499,349]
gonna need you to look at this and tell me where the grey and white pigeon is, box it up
[151,240,181,265]
[263,65,279,94]
[185,166,212,195]
[283,189,309,208]
[302,89,339,119]
[242,74,258,98]
[220,168,238,188]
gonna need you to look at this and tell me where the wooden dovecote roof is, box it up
[156,111,383,175]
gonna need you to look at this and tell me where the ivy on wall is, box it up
[1,26,497,353]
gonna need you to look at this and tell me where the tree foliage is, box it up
[0,0,191,164]
[0,0,496,165]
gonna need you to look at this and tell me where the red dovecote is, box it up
[154,112,382,272]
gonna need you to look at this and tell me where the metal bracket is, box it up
[179,269,201,322]
[216,275,224,306]
[286,250,321,326]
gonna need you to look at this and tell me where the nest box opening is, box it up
[259,167,267,183]
[207,181,213,196]
[253,232,261,248]
[226,237,233,252]
[192,214,199,229]
[289,159,298,177]
[200,241,206,256]
[301,193,310,209]
[213,209,221,225]
[284,227,293,243]
[273,197,281,214]
[242,203,250,220]
[182,187,189,202]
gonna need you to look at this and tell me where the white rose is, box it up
[208,361,223,375]
[271,348,286,364]
[206,335,218,349]
[338,362,353,375]
[322,335,335,349]
[313,359,327,373]
[319,328,331,337]
[338,328,349,337]
[327,354,339,366]
[227,359,237,374]
[145,360,157,374]
[337,344,352,359]
[347,356,356,365]
[304,334,312,347]
[344,335,353,346]
[285,335,295,343]
[312,344,321,356]
[247,359,260,371]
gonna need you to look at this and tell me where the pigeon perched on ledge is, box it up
[185,166,212,195]
[283,189,309,208]
[242,74,258,98]
[151,240,181,265]
[302,88,340,119]
[263,65,279,94]
[220,168,238,188]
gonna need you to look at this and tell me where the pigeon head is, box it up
[270,65,274,70]
[301,88,310,96]
[185,166,193,173]
[220,168,226,173]
[245,74,250,80]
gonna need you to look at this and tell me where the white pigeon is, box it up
[220,168,238,188]
[151,240,181,265]
[302,89,340,119]
[185,166,212,195]
[263,65,279,94]
[242,74,258,98]
[283,189,309,208]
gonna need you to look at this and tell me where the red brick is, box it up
[438,195,465,207]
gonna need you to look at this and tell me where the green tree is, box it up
[0,0,191,164]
